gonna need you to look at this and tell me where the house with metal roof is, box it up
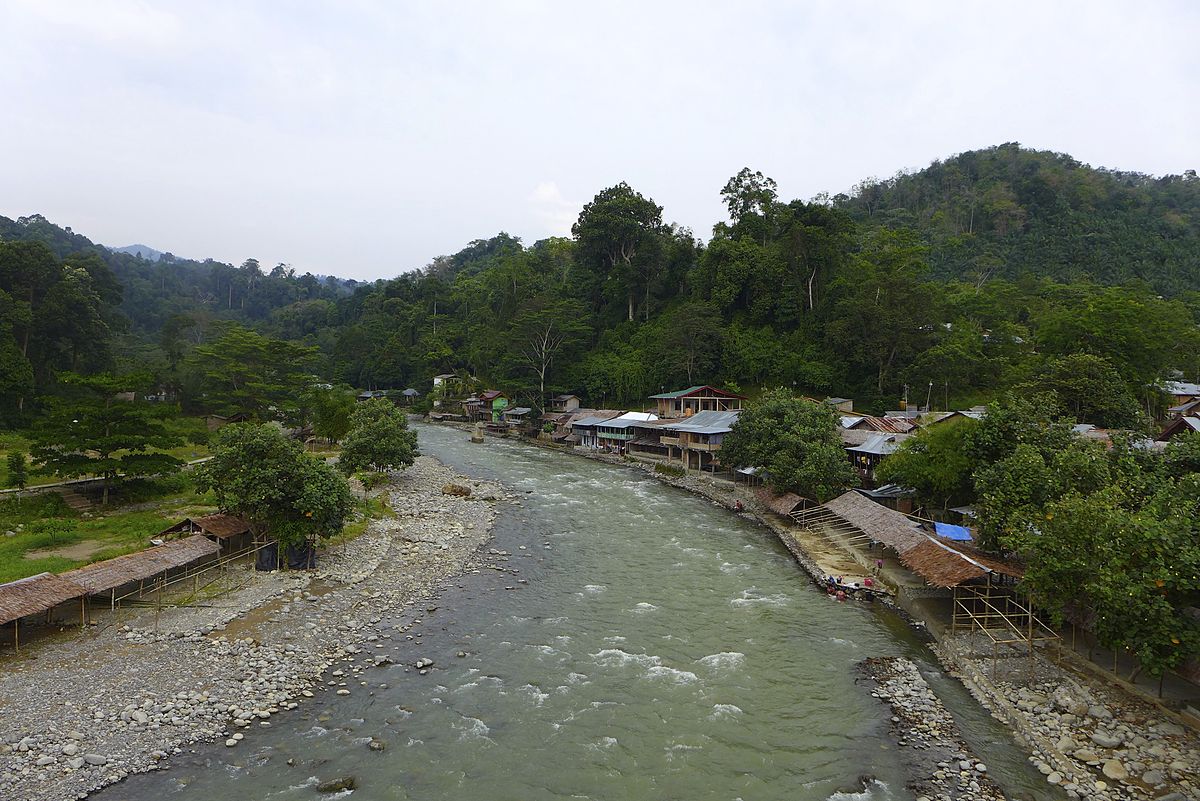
[657,409,741,472]
[568,412,624,448]
[1156,414,1200,442]
[595,412,659,454]
[846,433,909,487]
[649,385,746,419]
[1163,380,1200,408]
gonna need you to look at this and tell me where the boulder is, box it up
[1091,731,1124,749]
[317,776,357,793]
[1101,759,1127,781]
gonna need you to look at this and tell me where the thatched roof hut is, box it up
[755,488,805,516]
[0,573,85,626]
[61,535,219,596]
[796,490,1021,588]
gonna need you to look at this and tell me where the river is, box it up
[95,423,1053,801]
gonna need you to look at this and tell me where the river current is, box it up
[96,423,1052,801]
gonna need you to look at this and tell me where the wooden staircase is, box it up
[57,488,94,512]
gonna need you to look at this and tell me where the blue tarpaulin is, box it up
[935,522,973,541]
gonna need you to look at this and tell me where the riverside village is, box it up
[2,5,1199,801]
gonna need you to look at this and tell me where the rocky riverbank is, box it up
[860,656,1007,801]
[938,636,1200,801]
[0,455,513,801]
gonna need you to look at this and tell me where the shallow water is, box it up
[96,424,1054,801]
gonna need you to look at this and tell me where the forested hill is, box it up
[835,143,1200,294]
[3,144,1200,428]
[0,214,356,335]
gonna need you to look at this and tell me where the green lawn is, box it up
[0,476,218,584]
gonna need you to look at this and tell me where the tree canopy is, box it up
[195,423,353,546]
[338,398,420,475]
[28,372,183,504]
[721,389,857,501]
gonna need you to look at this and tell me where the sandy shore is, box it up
[0,455,513,801]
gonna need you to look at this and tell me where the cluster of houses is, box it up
[425,376,1200,501]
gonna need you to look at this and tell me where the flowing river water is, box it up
[97,423,1055,801]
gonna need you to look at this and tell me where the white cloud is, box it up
[0,1,1195,279]
[528,181,581,237]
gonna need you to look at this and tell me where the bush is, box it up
[655,463,685,478]
[358,472,390,490]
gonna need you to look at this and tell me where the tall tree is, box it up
[188,325,318,421]
[28,372,183,504]
[195,423,352,546]
[572,182,664,321]
[338,398,420,475]
[512,297,590,409]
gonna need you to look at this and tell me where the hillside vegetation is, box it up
[1,144,1198,424]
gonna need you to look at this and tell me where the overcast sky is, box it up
[1,1,1196,280]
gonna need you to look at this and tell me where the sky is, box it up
[0,1,1197,281]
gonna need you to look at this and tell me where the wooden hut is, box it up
[159,514,253,556]
[0,573,86,650]
[61,535,220,608]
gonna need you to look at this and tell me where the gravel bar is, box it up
[0,455,513,801]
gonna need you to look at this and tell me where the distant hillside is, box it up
[0,213,355,336]
[835,143,1200,294]
[110,243,166,261]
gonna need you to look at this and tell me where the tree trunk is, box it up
[627,289,635,322]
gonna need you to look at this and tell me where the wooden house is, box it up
[464,390,509,422]
[204,412,251,431]
[649,386,746,419]
[658,409,740,472]
[844,432,909,487]
[1163,381,1200,410]
[596,412,658,454]
[1156,415,1200,442]
[550,394,582,413]
[159,514,254,556]
[502,406,534,430]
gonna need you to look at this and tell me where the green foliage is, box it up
[1163,431,1200,478]
[654,463,685,478]
[721,388,857,501]
[837,143,1200,296]
[963,394,1200,676]
[305,384,356,442]
[337,398,420,475]
[28,372,184,504]
[875,417,979,510]
[1015,353,1144,429]
[195,423,352,546]
[187,325,319,422]
[1011,483,1200,678]
[5,450,27,492]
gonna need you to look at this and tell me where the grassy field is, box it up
[0,475,218,584]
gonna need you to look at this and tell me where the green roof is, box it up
[649,385,707,399]
[649,385,747,400]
